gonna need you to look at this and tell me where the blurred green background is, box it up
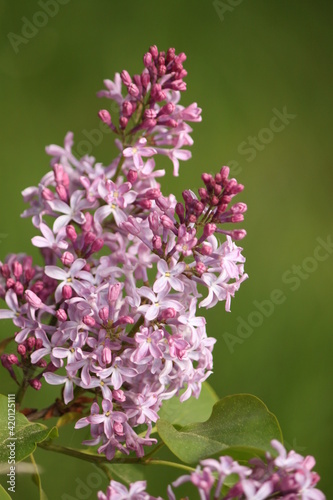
[0,0,332,498]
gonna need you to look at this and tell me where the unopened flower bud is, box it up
[200,244,212,256]
[169,80,186,91]
[152,235,162,250]
[98,109,112,126]
[231,202,247,214]
[6,278,15,289]
[102,347,112,365]
[141,71,150,88]
[56,309,67,322]
[56,184,68,201]
[196,262,207,275]
[143,52,153,67]
[231,229,247,240]
[26,337,36,350]
[203,224,216,238]
[84,232,96,246]
[62,285,73,299]
[214,184,222,195]
[175,202,185,222]
[14,282,24,296]
[8,354,18,365]
[25,290,42,308]
[122,101,133,117]
[160,308,176,320]
[83,315,95,327]
[91,238,104,253]
[53,163,64,183]
[13,262,23,279]
[149,45,159,59]
[120,70,132,86]
[42,188,55,201]
[82,212,93,232]
[31,281,43,294]
[160,215,174,229]
[113,389,126,402]
[66,225,77,242]
[99,306,109,323]
[17,344,26,356]
[29,379,42,391]
[127,83,139,98]
[127,170,137,184]
[1,264,10,278]
[159,103,175,116]
[119,116,128,129]
[25,268,35,281]
[61,251,74,266]
[220,166,230,180]
[108,283,122,302]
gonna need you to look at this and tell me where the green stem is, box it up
[38,441,195,474]
[15,377,30,408]
[114,155,126,180]
[145,459,195,473]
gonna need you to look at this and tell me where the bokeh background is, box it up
[0,0,332,498]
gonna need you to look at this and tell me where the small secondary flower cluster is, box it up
[0,46,247,460]
[98,440,325,500]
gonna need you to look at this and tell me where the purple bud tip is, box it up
[204,224,216,237]
[231,229,247,240]
[152,235,162,250]
[149,45,159,59]
[99,306,109,322]
[61,251,75,266]
[66,225,77,242]
[120,70,132,86]
[56,184,68,202]
[98,109,112,126]
[83,315,96,327]
[62,285,73,299]
[127,83,140,98]
[8,354,19,365]
[56,309,67,322]
[14,282,24,296]
[91,238,104,253]
[25,290,43,308]
[119,116,128,130]
[127,170,137,184]
[17,344,26,356]
[29,379,42,391]
[196,262,207,275]
[143,52,153,67]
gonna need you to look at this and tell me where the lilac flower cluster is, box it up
[98,440,325,499]
[0,45,247,460]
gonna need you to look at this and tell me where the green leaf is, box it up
[108,464,145,485]
[0,484,12,500]
[183,394,283,452]
[157,419,226,464]
[159,381,219,426]
[0,394,58,471]
[157,394,282,464]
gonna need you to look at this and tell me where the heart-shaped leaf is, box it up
[0,394,58,470]
[157,394,282,464]
[159,381,219,426]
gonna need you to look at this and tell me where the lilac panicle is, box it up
[99,440,325,499]
[0,45,247,461]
